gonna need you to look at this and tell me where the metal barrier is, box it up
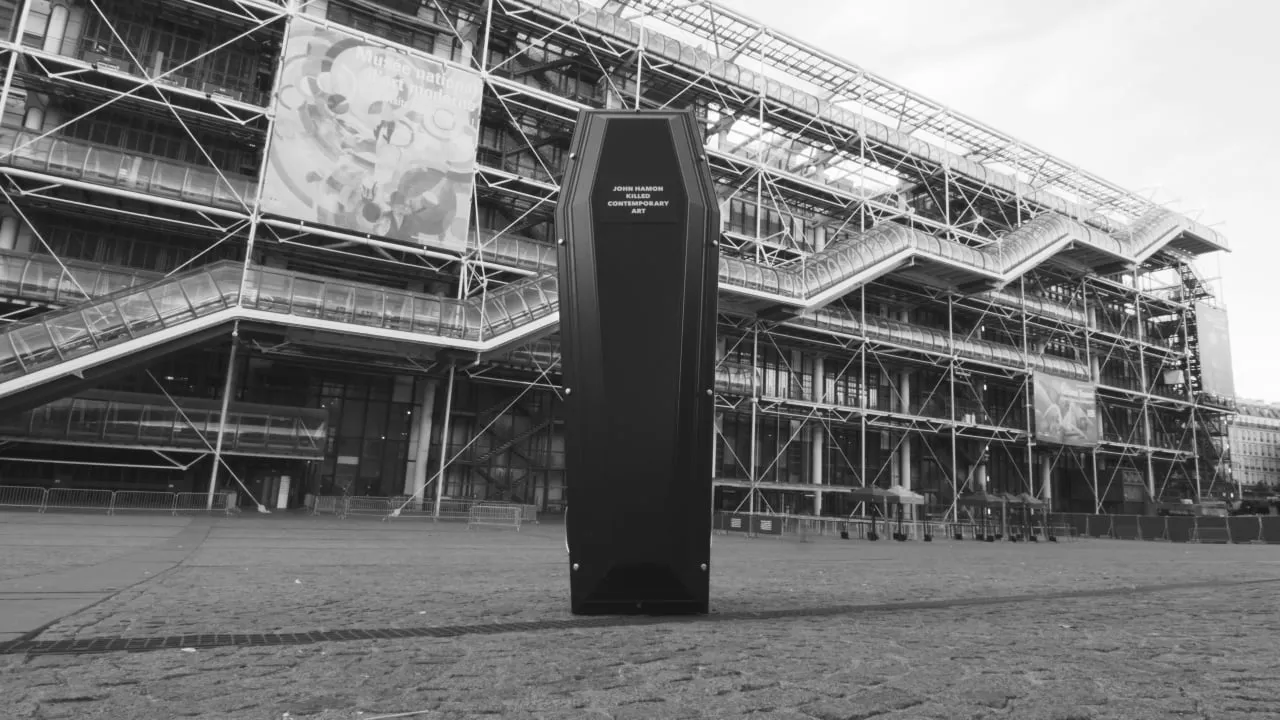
[1167,516,1196,543]
[302,495,538,523]
[1260,517,1280,544]
[711,510,1280,546]
[467,504,522,531]
[385,498,539,523]
[340,496,394,519]
[1227,516,1262,544]
[472,501,537,524]
[1137,516,1167,541]
[44,488,114,513]
[0,487,240,516]
[1060,514,1090,538]
[111,491,177,514]
[0,485,48,511]
[1047,524,1077,541]
[1086,515,1113,538]
[435,499,474,521]
[1193,516,1231,544]
[309,495,342,516]
[3,485,1274,543]
[172,492,238,515]
[1112,515,1141,540]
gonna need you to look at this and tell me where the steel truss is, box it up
[0,0,1232,512]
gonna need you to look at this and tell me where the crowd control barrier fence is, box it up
[303,494,538,524]
[7,486,1271,543]
[0,485,239,515]
[466,504,523,531]
[712,510,1280,546]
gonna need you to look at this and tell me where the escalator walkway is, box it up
[0,197,1223,407]
[0,261,559,406]
[479,209,1223,311]
[1,390,328,459]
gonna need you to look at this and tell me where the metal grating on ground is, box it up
[3,577,1277,657]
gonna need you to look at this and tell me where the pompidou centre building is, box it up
[0,0,1237,517]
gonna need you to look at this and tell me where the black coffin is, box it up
[556,110,720,615]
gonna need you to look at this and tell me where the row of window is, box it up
[47,105,262,175]
[33,219,237,274]
[24,0,276,104]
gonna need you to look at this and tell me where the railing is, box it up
[1049,512,1278,544]
[713,511,1045,542]
[242,265,558,342]
[173,491,237,514]
[0,390,327,458]
[0,127,1202,352]
[305,494,539,523]
[0,260,558,389]
[0,131,257,212]
[0,485,240,515]
[710,510,1280,545]
[0,261,242,382]
[467,504,523,531]
[0,250,158,305]
[472,231,557,272]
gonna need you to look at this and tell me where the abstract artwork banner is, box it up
[1194,303,1236,399]
[1033,372,1099,447]
[262,18,482,251]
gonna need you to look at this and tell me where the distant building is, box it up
[1229,401,1280,493]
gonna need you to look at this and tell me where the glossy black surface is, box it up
[556,110,719,615]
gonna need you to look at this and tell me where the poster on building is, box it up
[1032,372,1100,447]
[1194,303,1236,399]
[262,17,484,252]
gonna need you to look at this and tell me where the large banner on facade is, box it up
[262,18,483,251]
[1194,303,1236,399]
[1033,372,1099,447]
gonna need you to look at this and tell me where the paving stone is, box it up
[2,513,1280,719]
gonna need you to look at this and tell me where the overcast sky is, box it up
[723,0,1280,401]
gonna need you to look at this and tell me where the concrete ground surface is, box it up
[0,511,1277,720]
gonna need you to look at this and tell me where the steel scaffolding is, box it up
[0,0,1233,514]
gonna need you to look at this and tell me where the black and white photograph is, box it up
[0,0,1276,718]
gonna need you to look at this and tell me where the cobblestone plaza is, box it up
[2,512,1278,719]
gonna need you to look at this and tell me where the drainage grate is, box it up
[2,577,1276,657]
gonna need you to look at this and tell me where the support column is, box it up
[207,326,240,510]
[603,82,626,109]
[1088,307,1101,383]
[432,365,457,519]
[1146,452,1156,503]
[895,309,912,492]
[0,216,17,251]
[749,327,760,516]
[404,378,439,509]
[897,307,913,518]
[898,367,912,491]
[42,5,70,54]
[712,337,726,479]
[22,104,44,132]
[975,462,988,492]
[789,349,806,509]
[1091,450,1103,514]
[812,355,825,516]
[456,21,479,63]
[1040,455,1053,509]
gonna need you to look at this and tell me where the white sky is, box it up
[723,0,1280,401]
